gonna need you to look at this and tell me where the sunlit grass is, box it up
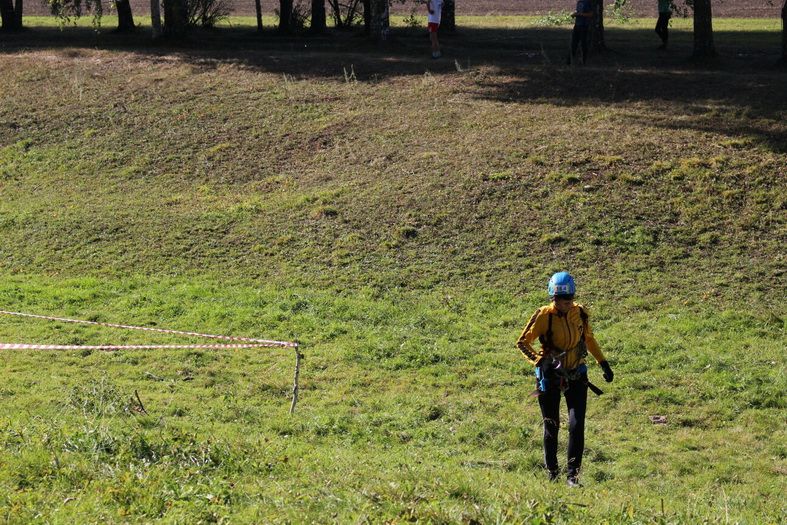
[19,14,784,31]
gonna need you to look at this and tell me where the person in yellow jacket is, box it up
[516,271,614,487]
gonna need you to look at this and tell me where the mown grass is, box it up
[16,15,785,31]
[1,18,785,523]
[1,276,784,523]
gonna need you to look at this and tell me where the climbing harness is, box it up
[533,308,603,396]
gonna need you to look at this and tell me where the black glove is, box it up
[600,361,614,383]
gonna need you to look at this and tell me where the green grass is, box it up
[1,277,784,522]
[18,15,785,31]
[1,17,786,523]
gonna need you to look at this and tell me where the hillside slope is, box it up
[1,29,784,303]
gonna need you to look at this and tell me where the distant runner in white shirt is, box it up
[427,0,443,58]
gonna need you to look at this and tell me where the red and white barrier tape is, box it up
[0,310,302,414]
[0,343,287,351]
[0,309,298,349]
[0,309,303,413]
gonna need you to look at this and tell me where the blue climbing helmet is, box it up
[548,271,576,298]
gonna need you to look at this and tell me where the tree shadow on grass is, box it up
[2,24,785,151]
[469,61,787,153]
[1,23,783,75]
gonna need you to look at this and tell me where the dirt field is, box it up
[23,0,783,19]
[425,0,781,18]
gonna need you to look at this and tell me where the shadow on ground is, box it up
[2,24,785,152]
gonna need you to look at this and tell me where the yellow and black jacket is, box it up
[516,303,605,370]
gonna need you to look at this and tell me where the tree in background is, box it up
[587,1,717,59]
[0,0,22,31]
[440,0,454,32]
[187,0,230,27]
[367,0,387,40]
[48,0,102,25]
[590,0,606,51]
[782,0,786,63]
[163,0,188,35]
[609,1,716,59]
[115,0,135,31]
[45,0,139,32]
[254,0,262,31]
[310,0,326,32]
[150,0,162,37]
[690,0,715,58]
[327,0,363,29]
[587,0,634,54]
[278,0,293,32]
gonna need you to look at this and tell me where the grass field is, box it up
[15,13,786,30]
[1,17,785,524]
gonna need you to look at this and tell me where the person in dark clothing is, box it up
[570,0,594,64]
[655,0,672,49]
[516,272,614,487]
[538,371,588,484]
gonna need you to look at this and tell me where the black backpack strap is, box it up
[539,312,554,351]
[578,306,588,342]
[547,312,553,346]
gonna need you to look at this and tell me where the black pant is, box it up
[538,376,588,476]
[655,13,670,44]
[571,25,589,64]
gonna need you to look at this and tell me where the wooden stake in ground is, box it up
[289,346,302,415]
[133,389,149,415]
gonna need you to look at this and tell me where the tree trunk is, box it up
[363,0,370,34]
[367,0,387,41]
[115,0,135,32]
[0,0,20,31]
[150,0,162,38]
[310,0,325,33]
[440,0,454,32]
[163,0,187,36]
[692,0,715,58]
[782,0,786,63]
[590,0,605,52]
[254,0,262,32]
[278,0,292,32]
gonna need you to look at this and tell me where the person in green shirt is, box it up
[655,0,672,49]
